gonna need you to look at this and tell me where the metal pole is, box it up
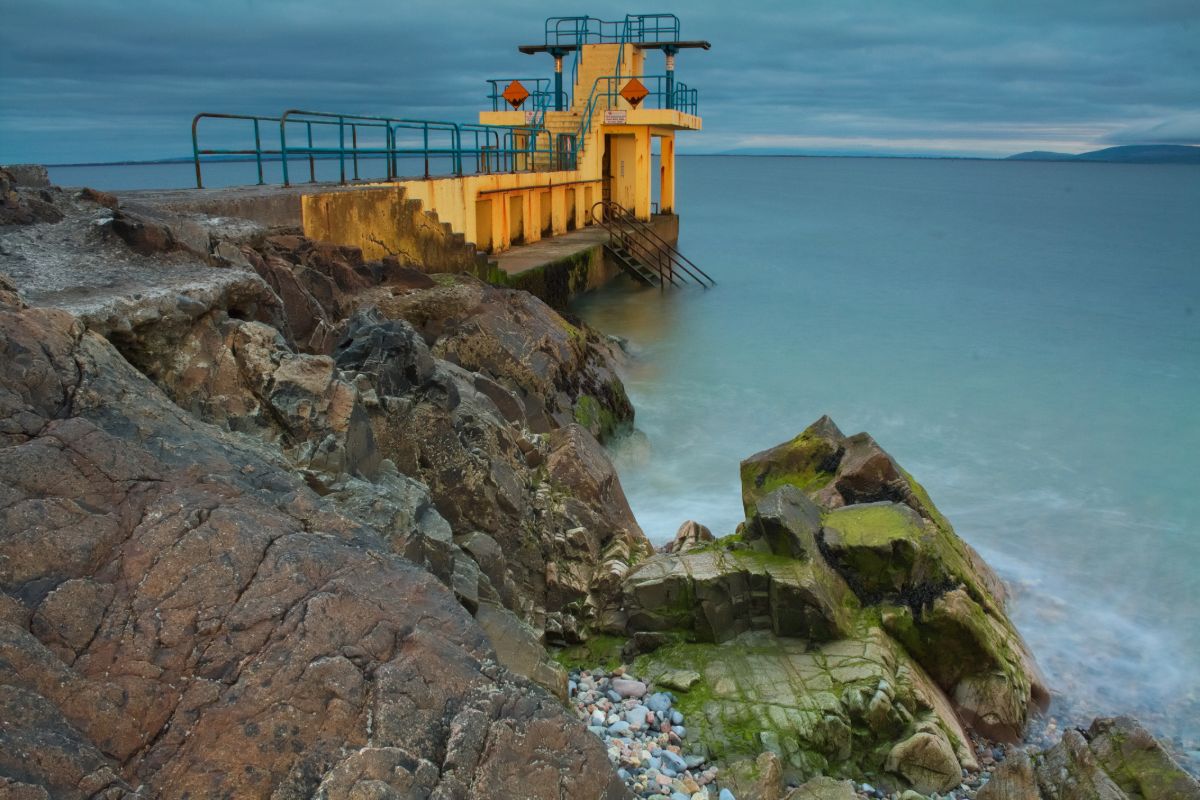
[253,119,264,184]
[665,49,676,110]
[306,122,315,183]
[554,53,564,110]
[280,117,290,187]
[338,117,346,185]
[352,125,359,180]
[191,115,204,189]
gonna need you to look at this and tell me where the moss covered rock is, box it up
[622,546,858,644]
[632,629,975,788]
[741,417,1049,742]
[1086,716,1200,800]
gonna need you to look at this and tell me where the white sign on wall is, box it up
[525,110,536,124]
[603,110,627,125]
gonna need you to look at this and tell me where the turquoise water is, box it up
[574,156,1200,757]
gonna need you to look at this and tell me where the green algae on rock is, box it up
[615,415,1052,793]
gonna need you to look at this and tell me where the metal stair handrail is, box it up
[588,201,678,288]
[600,200,716,287]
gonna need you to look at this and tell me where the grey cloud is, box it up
[1,0,1197,162]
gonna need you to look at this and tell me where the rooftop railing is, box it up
[543,14,680,46]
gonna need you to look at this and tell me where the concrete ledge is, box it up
[492,214,679,308]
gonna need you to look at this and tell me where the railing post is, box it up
[338,117,346,185]
[280,116,291,187]
[423,124,430,179]
[664,47,677,110]
[253,119,264,185]
[306,121,316,183]
[454,125,463,177]
[352,125,359,180]
[388,126,396,180]
[191,115,204,189]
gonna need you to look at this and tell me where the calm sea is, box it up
[574,156,1200,760]
[47,155,1200,761]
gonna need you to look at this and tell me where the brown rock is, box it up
[0,299,627,799]
[77,187,119,210]
[665,519,715,553]
[886,729,963,794]
[977,750,1041,800]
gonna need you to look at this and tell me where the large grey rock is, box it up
[1036,729,1129,800]
[2,164,50,187]
[623,548,857,643]
[1086,717,1200,800]
[745,484,824,559]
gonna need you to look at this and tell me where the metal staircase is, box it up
[589,200,715,289]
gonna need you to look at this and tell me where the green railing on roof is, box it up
[542,15,681,109]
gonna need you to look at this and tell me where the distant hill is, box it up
[1006,144,1200,164]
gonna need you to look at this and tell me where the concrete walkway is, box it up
[492,226,609,276]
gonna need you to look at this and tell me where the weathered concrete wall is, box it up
[300,185,487,275]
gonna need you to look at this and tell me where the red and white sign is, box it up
[603,110,627,125]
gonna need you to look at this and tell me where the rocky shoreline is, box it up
[2,164,1197,799]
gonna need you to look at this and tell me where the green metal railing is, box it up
[568,73,699,161]
[486,78,556,112]
[543,15,681,109]
[191,109,577,188]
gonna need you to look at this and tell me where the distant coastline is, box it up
[42,142,1200,168]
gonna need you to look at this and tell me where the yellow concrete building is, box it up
[389,15,707,254]
[191,15,710,295]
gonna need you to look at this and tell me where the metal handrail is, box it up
[485,78,556,112]
[590,203,680,289]
[542,15,681,109]
[590,200,714,289]
[567,74,700,165]
[192,113,281,189]
[192,108,575,188]
[543,14,679,45]
[603,200,715,286]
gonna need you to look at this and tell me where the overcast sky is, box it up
[2,0,1198,162]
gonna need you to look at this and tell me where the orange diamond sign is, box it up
[620,78,649,108]
[502,80,530,109]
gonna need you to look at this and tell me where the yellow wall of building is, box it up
[300,43,699,256]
